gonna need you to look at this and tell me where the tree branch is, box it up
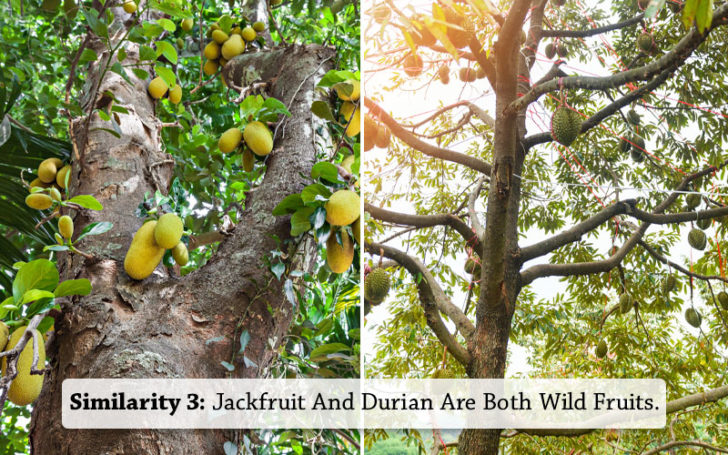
[643,440,728,455]
[468,176,486,241]
[541,14,644,38]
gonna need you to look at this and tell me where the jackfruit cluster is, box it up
[365,267,391,305]
[123,213,189,280]
[324,190,361,273]
[202,18,265,80]
[26,157,70,212]
[1,326,46,406]
[550,106,581,146]
[218,121,274,165]
[147,76,183,105]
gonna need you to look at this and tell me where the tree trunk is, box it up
[30,6,334,453]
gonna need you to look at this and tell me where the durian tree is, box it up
[0,0,359,453]
[364,0,728,453]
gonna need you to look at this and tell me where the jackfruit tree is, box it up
[0,0,359,453]
[364,0,728,453]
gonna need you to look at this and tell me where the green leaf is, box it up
[311,100,335,121]
[54,279,92,297]
[261,97,290,116]
[316,70,357,88]
[695,0,713,32]
[76,221,113,241]
[310,343,351,359]
[272,194,304,216]
[68,195,103,211]
[148,0,192,18]
[117,48,127,62]
[301,183,331,203]
[139,45,157,61]
[79,48,99,64]
[44,245,71,252]
[157,18,177,32]
[85,10,109,38]
[682,0,699,28]
[238,330,250,354]
[271,262,286,280]
[13,259,59,303]
[290,207,315,236]
[240,95,264,119]
[311,162,341,183]
[155,64,176,87]
[21,289,55,305]
[156,41,178,64]
[132,68,150,80]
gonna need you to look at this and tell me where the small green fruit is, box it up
[685,308,701,327]
[252,21,266,32]
[59,215,73,240]
[181,18,194,32]
[241,26,256,42]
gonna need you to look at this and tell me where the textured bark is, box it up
[30,7,334,454]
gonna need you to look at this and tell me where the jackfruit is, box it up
[231,26,241,36]
[438,65,450,84]
[326,230,354,273]
[122,0,136,14]
[168,84,182,104]
[243,121,274,156]
[0,322,8,351]
[661,275,676,294]
[49,187,62,202]
[219,128,243,154]
[29,178,51,190]
[717,291,728,310]
[684,308,701,327]
[365,267,390,304]
[56,164,71,189]
[241,26,256,42]
[352,217,361,244]
[148,77,168,99]
[221,34,244,60]
[686,193,701,209]
[253,21,266,32]
[181,18,194,32]
[687,228,706,250]
[242,148,255,172]
[172,242,189,266]
[596,339,608,358]
[154,213,184,249]
[551,107,581,146]
[2,326,46,406]
[344,108,361,137]
[403,54,423,77]
[124,220,166,280]
[58,215,73,240]
[26,193,54,210]
[203,59,219,75]
[325,190,360,226]
[335,79,360,101]
[363,115,378,151]
[38,158,62,183]
[212,29,229,44]
[432,368,455,379]
[619,293,632,314]
[340,100,360,135]
[220,58,229,67]
[696,217,711,230]
[204,41,221,60]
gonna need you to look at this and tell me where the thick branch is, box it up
[366,242,474,365]
[640,240,728,284]
[468,176,486,241]
[364,98,493,175]
[541,14,643,38]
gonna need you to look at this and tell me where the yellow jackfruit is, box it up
[221,34,244,60]
[181,18,194,31]
[203,59,219,76]
[219,58,228,67]
[252,21,266,32]
[0,321,8,351]
[212,29,229,44]
[122,0,136,13]
[340,101,357,121]
[172,242,189,266]
[154,213,184,249]
[219,128,243,153]
[26,193,54,210]
[345,109,360,137]
[326,230,354,273]
[231,26,242,35]
[204,41,221,60]
[56,164,71,189]
[242,148,255,172]
[325,190,360,226]
[241,26,256,42]
[148,77,168,99]
[168,84,182,104]
[29,178,51,190]
[2,326,46,406]
[352,217,360,244]
[59,215,73,239]
[243,121,273,156]
[38,158,61,183]
[341,154,355,173]
[123,221,166,280]
[335,79,360,101]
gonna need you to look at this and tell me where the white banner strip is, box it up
[62,378,665,429]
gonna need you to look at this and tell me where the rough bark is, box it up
[30,7,334,454]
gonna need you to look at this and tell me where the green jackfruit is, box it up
[122,0,136,14]
[168,84,182,104]
[432,368,455,379]
[172,242,189,266]
[212,29,229,44]
[550,107,581,146]
[221,34,244,60]
[685,308,701,327]
[124,221,165,280]
[252,21,266,32]
[365,267,391,304]
[181,18,194,31]
[154,213,184,249]
[204,41,221,60]
[243,121,274,156]
[326,230,354,273]
[687,228,707,250]
[59,215,73,240]
[203,59,219,75]
[596,339,608,358]
[2,326,46,406]
[241,26,256,42]
[352,217,361,244]
[325,190,360,226]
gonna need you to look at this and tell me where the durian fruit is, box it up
[626,109,640,125]
[352,217,361,244]
[148,77,169,99]
[2,326,46,406]
[550,107,581,146]
[243,121,274,156]
[252,21,266,32]
[26,193,54,210]
[204,41,221,60]
[661,275,676,294]
[0,321,8,351]
[56,164,71,189]
[403,53,424,77]
[154,213,184,249]
[620,137,632,154]
[212,29,229,44]
[122,0,137,13]
[375,125,390,149]
[684,308,701,327]
[221,34,245,60]
[631,148,645,163]
[545,43,556,59]
[438,65,450,84]
[219,128,243,154]
[475,65,486,79]
[717,291,728,310]
[242,148,255,172]
[58,215,73,240]
[619,293,633,314]
[687,228,707,250]
[595,339,608,358]
[326,230,354,273]
[203,59,219,76]
[458,67,476,82]
[432,368,455,379]
[363,115,378,152]
[556,42,568,58]
[686,193,701,210]
[325,190,360,226]
[464,257,481,276]
[335,79,360,101]
[371,3,391,23]
[241,26,257,42]
[630,134,645,152]
[696,217,711,230]
[442,6,470,49]
[365,267,391,304]
[123,221,166,280]
[181,18,194,32]
[637,33,654,53]
[38,158,62,183]
[168,84,182,104]
[172,242,189,266]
